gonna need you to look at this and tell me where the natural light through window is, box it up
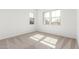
[29,34,58,48]
[29,12,35,24]
[29,13,34,18]
[30,34,45,41]
[40,41,56,48]
[44,12,50,24]
[40,37,58,48]
[44,10,61,25]
[42,37,58,45]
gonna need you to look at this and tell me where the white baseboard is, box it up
[0,31,36,40]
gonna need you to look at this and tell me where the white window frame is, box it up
[43,10,61,25]
[29,12,35,24]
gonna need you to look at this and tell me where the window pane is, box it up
[29,12,34,24]
[44,12,50,17]
[51,17,60,24]
[44,12,50,24]
[44,18,50,24]
[55,10,61,17]
[52,11,56,17]
[52,18,58,22]
[43,10,61,25]
[51,10,61,24]
[52,10,61,17]
[29,13,34,18]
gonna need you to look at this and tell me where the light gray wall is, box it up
[0,9,37,40]
[77,10,79,46]
[36,9,77,38]
[0,9,77,40]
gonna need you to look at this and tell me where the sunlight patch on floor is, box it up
[29,34,58,48]
[30,37,39,41]
[40,41,56,48]
[43,37,58,45]
[40,37,58,48]
[30,34,45,41]
[33,34,45,39]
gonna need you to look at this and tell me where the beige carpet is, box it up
[0,31,78,49]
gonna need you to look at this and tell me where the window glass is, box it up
[44,10,61,25]
[29,13,34,18]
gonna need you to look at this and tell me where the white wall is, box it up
[0,9,77,40]
[36,9,77,39]
[0,9,37,40]
[77,10,79,46]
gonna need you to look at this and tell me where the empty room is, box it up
[0,9,78,49]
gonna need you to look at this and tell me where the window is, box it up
[44,12,50,24]
[44,10,61,25]
[29,12,35,24]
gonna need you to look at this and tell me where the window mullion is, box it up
[50,11,52,24]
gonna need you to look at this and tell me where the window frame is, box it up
[29,12,35,25]
[43,10,61,25]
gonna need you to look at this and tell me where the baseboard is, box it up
[0,31,36,40]
[36,31,76,39]
[76,39,79,48]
